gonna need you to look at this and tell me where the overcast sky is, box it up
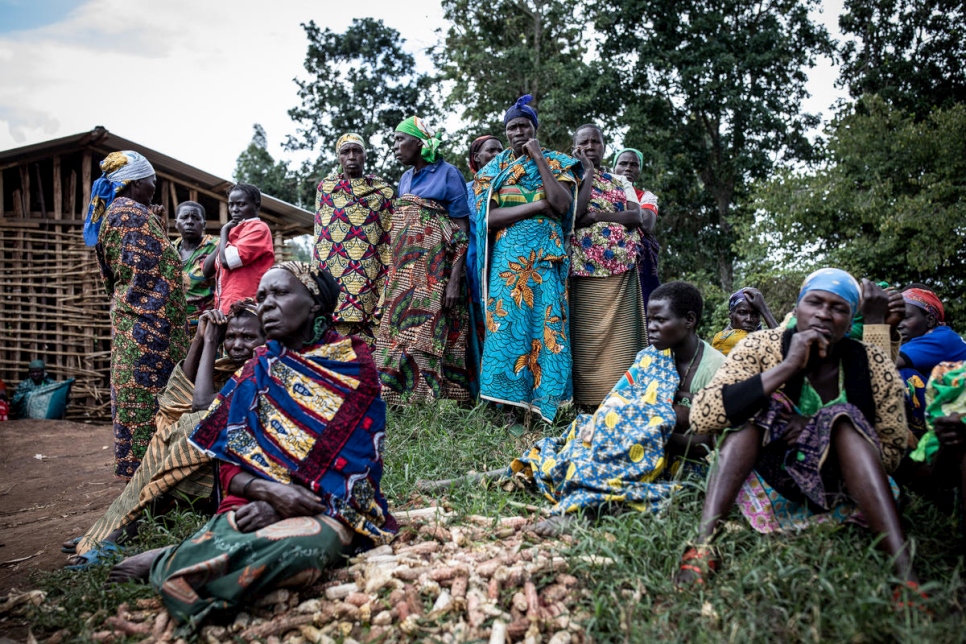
[0,0,846,181]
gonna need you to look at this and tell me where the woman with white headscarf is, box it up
[87,151,188,479]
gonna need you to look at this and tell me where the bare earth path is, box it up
[0,420,125,594]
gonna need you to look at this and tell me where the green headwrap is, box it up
[28,359,45,370]
[613,147,644,168]
[395,116,442,164]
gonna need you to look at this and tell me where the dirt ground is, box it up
[0,420,125,594]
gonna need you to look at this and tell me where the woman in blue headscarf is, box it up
[676,268,918,594]
[471,95,581,426]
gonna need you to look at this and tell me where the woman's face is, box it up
[729,300,761,332]
[573,127,605,169]
[794,290,852,342]
[614,152,641,184]
[223,314,266,364]
[255,269,320,346]
[339,143,366,178]
[647,298,694,351]
[175,206,205,242]
[393,132,423,167]
[474,139,504,170]
[228,189,258,223]
[898,303,935,342]
[129,174,157,206]
[505,117,536,155]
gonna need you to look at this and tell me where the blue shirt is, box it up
[899,325,966,374]
[398,160,471,219]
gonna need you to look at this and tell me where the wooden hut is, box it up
[0,126,314,421]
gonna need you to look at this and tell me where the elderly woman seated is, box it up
[107,262,397,628]
[676,269,917,597]
[710,287,778,356]
[510,281,724,535]
[65,301,266,568]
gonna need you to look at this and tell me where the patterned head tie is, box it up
[83,151,156,246]
[903,288,945,324]
[728,289,747,312]
[395,116,442,164]
[336,133,366,154]
[229,297,259,318]
[503,94,538,128]
[272,262,341,316]
[798,268,861,317]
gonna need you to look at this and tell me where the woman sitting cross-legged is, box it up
[65,301,266,568]
[106,262,397,629]
[676,268,916,596]
[509,281,724,536]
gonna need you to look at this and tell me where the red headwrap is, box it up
[903,288,945,324]
[468,135,501,173]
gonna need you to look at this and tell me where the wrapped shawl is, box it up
[189,331,396,544]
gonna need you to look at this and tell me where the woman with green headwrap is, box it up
[375,117,473,404]
[613,148,660,309]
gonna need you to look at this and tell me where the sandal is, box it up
[65,542,124,571]
[892,581,932,615]
[60,536,82,554]
[673,544,720,588]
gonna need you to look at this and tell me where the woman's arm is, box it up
[444,217,469,310]
[191,310,228,411]
[487,200,551,230]
[228,474,326,518]
[202,244,219,279]
[524,140,572,217]
[743,288,779,329]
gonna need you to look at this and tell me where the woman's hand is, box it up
[523,139,542,161]
[743,288,766,312]
[234,501,281,533]
[886,289,905,328]
[860,279,890,324]
[783,329,829,371]
[573,147,595,173]
[781,414,809,447]
[935,414,966,448]
[263,482,325,518]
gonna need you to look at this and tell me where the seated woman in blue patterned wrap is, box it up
[509,281,724,536]
[107,261,396,631]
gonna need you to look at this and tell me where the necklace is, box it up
[678,342,702,388]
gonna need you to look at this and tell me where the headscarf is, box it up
[83,151,156,246]
[903,288,945,324]
[503,94,539,128]
[229,297,259,319]
[797,268,861,317]
[468,135,501,173]
[395,117,442,164]
[336,133,366,154]
[612,147,644,168]
[728,289,747,312]
[28,359,45,370]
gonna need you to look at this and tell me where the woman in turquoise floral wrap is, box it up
[472,95,580,425]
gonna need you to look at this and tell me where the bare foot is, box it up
[534,515,579,537]
[106,548,168,584]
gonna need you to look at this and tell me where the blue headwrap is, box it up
[728,289,747,312]
[503,94,539,128]
[83,151,156,246]
[797,268,861,317]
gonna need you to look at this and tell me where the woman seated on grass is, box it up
[676,269,917,599]
[106,262,397,628]
[710,287,778,356]
[65,301,265,568]
[509,281,724,535]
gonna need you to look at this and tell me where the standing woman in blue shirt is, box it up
[375,117,473,405]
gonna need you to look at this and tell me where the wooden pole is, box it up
[53,155,62,217]
[81,152,92,216]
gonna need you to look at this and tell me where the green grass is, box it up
[23,401,966,641]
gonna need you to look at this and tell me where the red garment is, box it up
[214,218,275,314]
[217,461,251,514]
[0,399,8,422]
[635,188,659,216]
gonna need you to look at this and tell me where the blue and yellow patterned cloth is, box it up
[472,148,580,423]
[189,331,397,545]
[509,345,682,514]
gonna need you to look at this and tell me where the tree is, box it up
[744,96,966,325]
[591,0,833,291]
[433,0,621,168]
[838,0,966,118]
[233,124,304,206]
[286,18,439,180]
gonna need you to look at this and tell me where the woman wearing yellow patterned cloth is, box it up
[87,151,189,479]
[107,262,396,630]
[315,133,395,347]
[511,282,724,536]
